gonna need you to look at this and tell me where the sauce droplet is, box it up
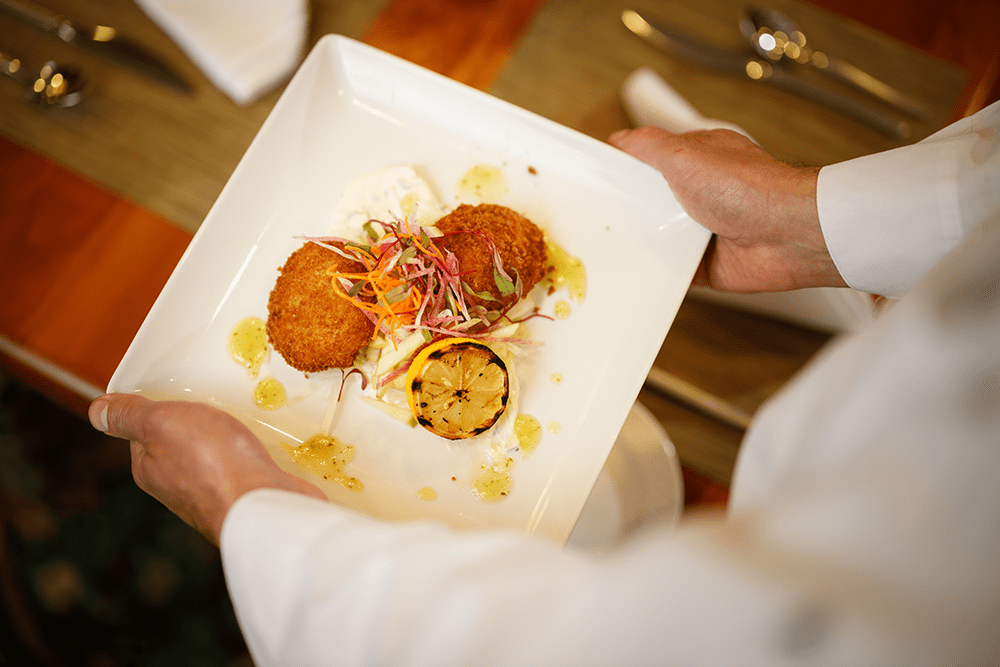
[253,377,286,410]
[542,240,586,303]
[550,373,563,385]
[416,487,437,501]
[554,300,571,319]
[514,413,542,457]
[281,434,363,491]
[548,421,561,435]
[473,457,513,501]
[456,164,509,202]
[229,316,268,377]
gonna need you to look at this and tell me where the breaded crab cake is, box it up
[433,204,546,310]
[266,241,374,373]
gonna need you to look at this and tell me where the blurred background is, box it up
[0,372,250,666]
[1,0,997,664]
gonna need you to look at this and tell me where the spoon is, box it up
[739,6,930,120]
[1,53,86,107]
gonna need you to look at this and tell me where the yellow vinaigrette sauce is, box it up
[473,455,514,502]
[253,377,286,410]
[229,316,268,376]
[542,240,587,304]
[456,164,509,201]
[281,434,363,492]
[472,412,543,501]
[514,414,542,457]
[229,317,289,410]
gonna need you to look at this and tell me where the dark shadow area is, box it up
[0,373,251,667]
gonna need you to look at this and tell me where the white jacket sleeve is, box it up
[221,491,874,667]
[817,101,1000,296]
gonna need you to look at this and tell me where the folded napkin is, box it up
[620,67,876,334]
[621,67,749,137]
[136,0,308,105]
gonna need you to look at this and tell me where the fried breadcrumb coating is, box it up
[266,241,374,373]
[433,204,546,310]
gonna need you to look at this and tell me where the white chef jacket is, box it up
[220,101,1000,667]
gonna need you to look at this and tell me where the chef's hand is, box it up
[89,394,324,545]
[609,127,847,293]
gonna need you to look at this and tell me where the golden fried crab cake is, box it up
[433,204,547,309]
[266,241,374,373]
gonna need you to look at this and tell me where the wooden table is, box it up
[0,0,987,499]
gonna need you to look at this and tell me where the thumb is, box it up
[608,126,677,153]
[607,126,687,180]
[88,393,156,441]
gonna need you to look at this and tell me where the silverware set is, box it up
[0,0,190,107]
[622,7,925,138]
[739,6,928,120]
[1,51,85,106]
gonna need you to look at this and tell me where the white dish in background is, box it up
[109,35,708,546]
[567,401,683,553]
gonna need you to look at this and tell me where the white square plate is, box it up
[109,35,709,545]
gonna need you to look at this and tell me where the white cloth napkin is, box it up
[136,0,308,105]
[620,67,875,334]
[621,66,750,137]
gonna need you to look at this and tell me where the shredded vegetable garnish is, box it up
[301,215,539,348]
[338,367,368,401]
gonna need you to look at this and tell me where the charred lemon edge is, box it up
[405,337,509,439]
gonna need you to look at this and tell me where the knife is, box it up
[0,0,191,94]
[621,9,910,140]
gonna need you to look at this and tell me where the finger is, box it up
[607,128,636,147]
[607,126,675,158]
[607,128,631,146]
[89,393,157,442]
[88,396,110,433]
[609,127,699,189]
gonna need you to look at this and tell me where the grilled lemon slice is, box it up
[405,338,509,439]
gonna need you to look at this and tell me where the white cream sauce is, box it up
[328,165,447,239]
